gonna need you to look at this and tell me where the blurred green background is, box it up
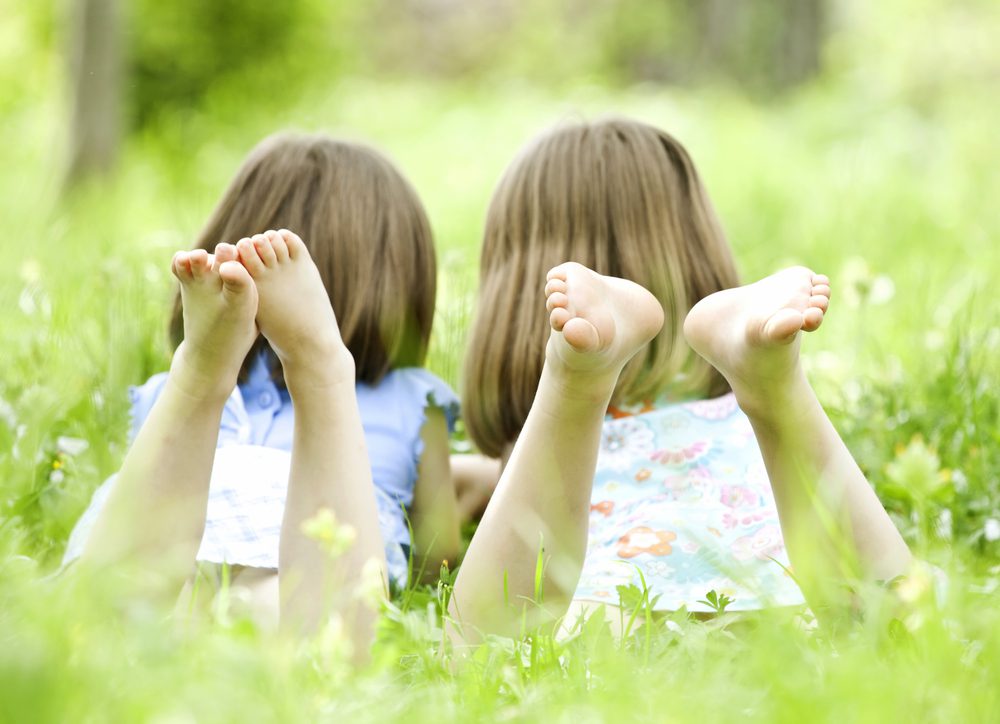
[1,1,1000,721]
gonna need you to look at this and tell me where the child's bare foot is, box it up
[683,266,831,412]
[544,262,664,385]
[235,230,352,386]
[170,243,258,399]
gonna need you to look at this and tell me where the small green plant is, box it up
[697,589,735,615]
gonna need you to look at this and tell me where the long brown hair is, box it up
[463,118,739,458]
[169,132,436,385]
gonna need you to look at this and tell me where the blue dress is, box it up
[63,356,459,586]
[574,393,806,612]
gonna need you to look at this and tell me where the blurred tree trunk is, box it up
[691,0,825,91]
[773,0,824,88]
[695,0,743,74]
[66,0,122,188]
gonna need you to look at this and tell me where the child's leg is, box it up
[684,267,912,608]
[82,245,258,598]
[448,262,664,643]
[235,230,386,652]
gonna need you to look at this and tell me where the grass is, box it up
[1,53,999,723]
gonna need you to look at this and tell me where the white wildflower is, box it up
[868,275,895,305]
[57,436,89,456]
[839,257,895,307]
[895,564,932,605]
[0,397,16,429]
[935,509,953,540]
[664,620,684,636]
[984,518,1000,542]
[18,286,51,318]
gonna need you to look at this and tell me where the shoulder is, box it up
[370,367,460,433]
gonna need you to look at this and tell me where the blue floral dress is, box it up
[573,393,806,612]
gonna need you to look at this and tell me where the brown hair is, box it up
[463,118,740,458]
[169,132,436,385]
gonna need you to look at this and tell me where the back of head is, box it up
[463,118,739,458]
[170,133,436,384]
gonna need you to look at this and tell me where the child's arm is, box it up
[451,453,502,524]
[409,407,461,584]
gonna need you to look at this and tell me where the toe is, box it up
[266,230,290,263]
[550,307,571,332]
[761,308,805,342]
[237,237,266,276]
[188,249,212,277]
[802,307,824,332]
[544,278,567,296]
[252,234,277,267]
[809,294,830,312]
[219,259,255,293]
[546,264,571,282]
[546,292,569,312]
[277,229,306,259]
[562,317,601,352]
[171,251,194,281]
[215,243,238,265]
[812,274,829,286]
[812,283,831,299]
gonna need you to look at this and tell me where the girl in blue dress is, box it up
[65,134,459,658]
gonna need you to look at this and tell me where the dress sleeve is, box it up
[392,368,460,478]
[127,372,170,444]
[399,367,460,433]
[61,473,117,567]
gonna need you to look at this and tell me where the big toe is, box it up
[760,308,805,344]
[172,252,193,282]
[562,317,602,352]
[219,259,255,296]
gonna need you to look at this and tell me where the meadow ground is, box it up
[0,76,998,721]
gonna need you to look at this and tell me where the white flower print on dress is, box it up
[597,416,656,472]
[684,393,739,420]
[643,559,675,579]
[719,484,762,509]
[730,524,785,562]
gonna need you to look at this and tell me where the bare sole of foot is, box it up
[235,229,352,383]
[683,266,831,398]
[170,243,258,398]
[543,262,664,380]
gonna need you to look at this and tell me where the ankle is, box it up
[537,363,619,413]
[280,345,356,395]
[731,368,813,426]
[169,344,240,403]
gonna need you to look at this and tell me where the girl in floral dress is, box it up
[446,119,912,641]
